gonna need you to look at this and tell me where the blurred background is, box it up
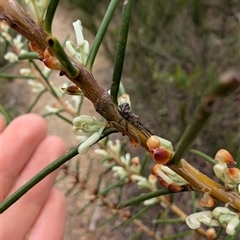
[66,0,240,158]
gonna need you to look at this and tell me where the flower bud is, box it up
[29,42,43,58]
[168,183,182,192]
[146,135,161,149]
[151,147,172,164]
[158,177,170,188]
[61,85,83,95]
[227,168,240,183]
[199,193,215,208]
[117,94,131,106]
[43,57,62,70]
[129,137,138,147]
[214,149,236,164]
[206,228,216,240]
[131,157,140,166]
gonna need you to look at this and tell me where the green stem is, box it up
[0,145,79,213]
[98,177,126,195]
[116,188,171,209]
[162,230,193,240]
[236,145,240,169]
[55,112,72,124]
[0,74,37,79]
[44,0,60,34]
[0,62,18,73]
[123,205,151,225]
[27,90,47,113]
[153,218,185,224]
[18,52,39,60]
[47,37,79,78]
[110,0,133,104]
[172,70,240,166]
[86,0,121,70]
[0,105,12,125]
[30,60,59,100]
[190,149,216,165]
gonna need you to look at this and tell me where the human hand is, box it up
[0,114,67,240]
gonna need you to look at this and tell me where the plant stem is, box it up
[154,218,185,224]
[86,0,121,70]
[110,0,133,104]
[236,145,240,169]
[117,188,171,208]
[47,37,79,78]
[172,70,240,166]
[0,105,12,125]
[190,149,216,165]
[44,0,60,34]
[27,89,47,113]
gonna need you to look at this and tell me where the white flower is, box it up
[13,35,24,49]
[0,22,10,32]
[160,165,188,186]
[45,104,61,113]
[213,163,240,190]
[107,139,121,155]
[66,20,89,65]
[112,166,128,179]
[143,197,158,206]
[4,52,18,62]
[94,149,109,158]
[73,115,106,154]
[186,211,220,229]
[25,0,51,22]
[152,164,188,188]
[212,207,239,235]
[28,80,45,93]
[186,207,240,236]
[20,68,32,76]
[120,153,131,166]
[0,32,12,42]
[130,175,149,188]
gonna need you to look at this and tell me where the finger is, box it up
[0,113,47,200]
[1,135,66,240]
[0,114,6,132]
[28,189,66,240]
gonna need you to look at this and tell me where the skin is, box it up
[0,114,67,240]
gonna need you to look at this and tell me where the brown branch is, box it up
[1,0,240,212]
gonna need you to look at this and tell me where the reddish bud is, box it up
[227,168,240,181]
[122,210,131,220]
[158,177,169,188]
[151,147,172,164]
[129,137,138,147]
[199,193,215,208]
[168,183,182,192]
[152,163,163,176]
[43,57,62,70]
[147,135,161,150]
[206,228,216,240]
[66,85,79,94]
[29,42,44,58]
[215,149,236,164]
[131,157,140,166]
